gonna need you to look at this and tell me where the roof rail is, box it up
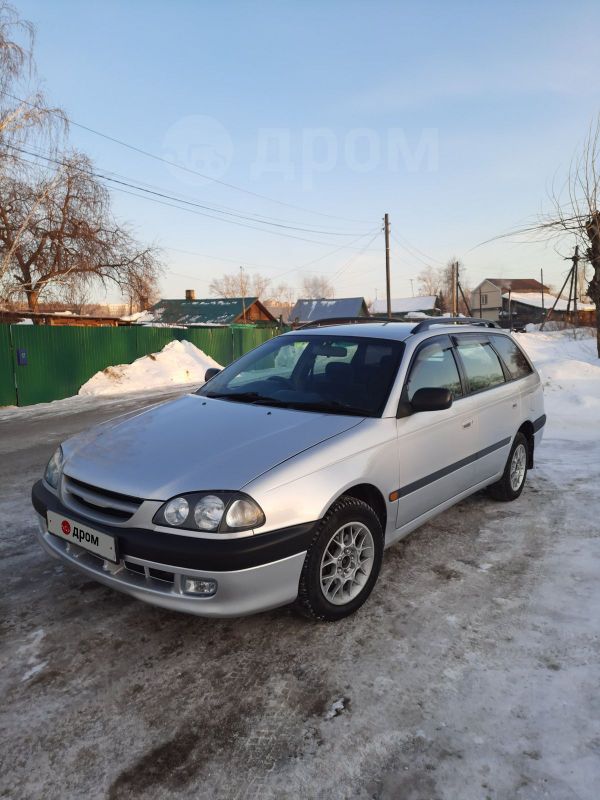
[410,317,501,334]
[297,316,404,330]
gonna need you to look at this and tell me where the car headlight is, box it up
[44,447,64,489]
[225,498,263,529]
[194,495,225,530]
[164,497,189,526]
[154,492,265,533]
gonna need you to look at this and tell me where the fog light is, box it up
[182,576,218,596]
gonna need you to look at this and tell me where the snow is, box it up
[119,310,151,322]
[514,328,600,443]
[504,290,595,311]
[2,328,600,797]
[78,340,222,397]
[372,295,437,313]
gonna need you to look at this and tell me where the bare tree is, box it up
[209,270,270,298]
[300,274,334,299]
[416,261,470,314]
[265,281,295,305]
[122,263,161,314]
[416,265,441,296]
[0,2,66,288]
[0,3,65,167]
[0,152,163,311]
[541,115,600,354]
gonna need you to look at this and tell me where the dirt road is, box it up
[1,391,598,799]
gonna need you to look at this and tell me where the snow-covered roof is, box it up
[141,297,276,325]
[371,295,437,314]
[478,278,549,292]
[503,291,595,311]
[290,297,368,322]
[120,310,152,322]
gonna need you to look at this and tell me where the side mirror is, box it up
[410,387,453,413]
[204,367,222,382]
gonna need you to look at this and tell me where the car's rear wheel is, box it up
[296,496,383,621]
[488,432,529,501]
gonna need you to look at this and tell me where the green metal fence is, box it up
[0,325,17,406]
[0,323,287,407]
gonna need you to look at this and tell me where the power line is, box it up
[10,146,380,250]
[8,143,367,237]
[330,231,382,279]
[0,89,372,224]
[164,229,381,290]
[391,231,444,268]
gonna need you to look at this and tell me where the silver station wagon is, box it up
[32,318,545,621]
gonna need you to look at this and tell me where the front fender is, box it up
[244,418,399,536]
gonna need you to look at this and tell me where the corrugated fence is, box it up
[0,323,286,407]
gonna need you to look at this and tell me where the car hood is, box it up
[61,394,364,500]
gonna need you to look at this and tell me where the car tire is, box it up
[488,432,529,502]
[296,495,384,622]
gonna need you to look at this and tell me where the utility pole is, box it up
[240,266,247,322]
[451,261,458,316]
[573,245,579,329]
[542,260,575,331]
[384,213,391,318]
[409,278,414,297]
[541,268,545,324]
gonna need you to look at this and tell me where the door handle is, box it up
[462,419,473,429]
[512,402,518,409]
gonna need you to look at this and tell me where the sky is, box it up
[15,0,600,304]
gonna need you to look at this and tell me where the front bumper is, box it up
[32,481,314,618]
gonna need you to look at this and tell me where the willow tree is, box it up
[0,152,162,311]
[0,3,161,312]
[0,1,66,296]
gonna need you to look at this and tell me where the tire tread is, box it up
[296,496,382,622]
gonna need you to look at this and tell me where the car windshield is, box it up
[196,334,404,417]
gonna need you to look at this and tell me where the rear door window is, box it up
[490,335,533,380]
[455,338,505,393]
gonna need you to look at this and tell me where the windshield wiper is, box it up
[205,391,290,407]
[206,392,371,416]
[284,400,371,416]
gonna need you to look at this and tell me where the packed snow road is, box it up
[1,332,599,800]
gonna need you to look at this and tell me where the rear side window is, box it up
[406,340,463,401]
[456,339,505,393]
[491,335,533,380]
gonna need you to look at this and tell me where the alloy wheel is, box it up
[319,522,375,606]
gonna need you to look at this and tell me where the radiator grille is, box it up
[61,475,142,523]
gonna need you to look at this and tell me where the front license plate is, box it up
[47,511,118,563]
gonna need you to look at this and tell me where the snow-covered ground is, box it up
[79,340,221,397]
[1,328,600,799]
[515,328,600,442]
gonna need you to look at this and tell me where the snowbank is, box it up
[514,328,600,441]
[78,340,222,397]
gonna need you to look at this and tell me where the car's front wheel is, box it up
[296,496,384,621]
[488,431,529,501]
